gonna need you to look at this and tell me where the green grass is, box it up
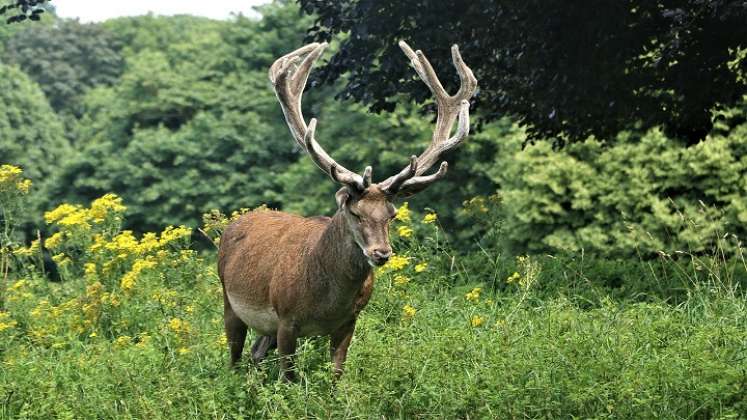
[2,192,746,418]
[2,254,747,419]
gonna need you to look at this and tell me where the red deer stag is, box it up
[218,41,477,381]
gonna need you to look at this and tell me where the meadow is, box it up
[2,165,747,419]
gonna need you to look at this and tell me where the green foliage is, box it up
[3,18,124,116]
[0,63,68,222]
[52,12,298,232]
[488,120,747,257]
[301,0,747,145]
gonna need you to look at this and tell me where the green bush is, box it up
[487,120,747,257]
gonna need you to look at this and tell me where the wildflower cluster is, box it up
[384,255,410,271]
[1,165,34,278]
[402,304,417,318]
[0,311,18,333]
[470,315,485,328]
[465,287,482,303]
[0,164,32,195]
[512,255,539,290]
[0,193,211,357]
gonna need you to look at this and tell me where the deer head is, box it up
[269,42,477,266]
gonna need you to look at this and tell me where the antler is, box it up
[379,41,478,196]
[269,43,370,191]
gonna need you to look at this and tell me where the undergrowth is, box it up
[1,165,746,419]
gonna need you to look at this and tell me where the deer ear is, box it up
[335,187,350,209]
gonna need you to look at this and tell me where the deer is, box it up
[217,40,477,381]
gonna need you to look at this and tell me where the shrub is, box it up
[486,121,747,257]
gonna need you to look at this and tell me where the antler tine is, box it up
[397,162,449,197]
[270,43,366,191]
[380,41,478,196]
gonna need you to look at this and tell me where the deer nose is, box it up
[371,248,392,263]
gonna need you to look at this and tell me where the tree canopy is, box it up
[300,0,747,145]
[3,19,124,116]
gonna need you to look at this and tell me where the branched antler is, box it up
[269,43,367,191]
[269,41,477,197]
[379,41,478,196]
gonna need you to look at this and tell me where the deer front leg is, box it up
[330,319,356,379]
[276,321,299,382]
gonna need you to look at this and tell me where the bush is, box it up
[487,120,747,257]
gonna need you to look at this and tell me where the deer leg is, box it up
[250,335,277,364]
[330,319,356,379]
[276,322,299,382]
[223,298,248,369]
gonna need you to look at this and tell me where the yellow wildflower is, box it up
[89,332,97,338]
[402,304,417,318]
[168,318,190,334]
[395,202,411,223]
[84,263,97,277]
[106,231,138,255]
[51,253,71,267]
[506,272,521,284]
[137,232,160,254]
[423,213,437,224]
[470,315,485,328]
[177,347,190,355]
[114,336,132,347]
[58,208,91,229]
[393,275,410,286]
[89,193,126,222]
[465,287,482,303]
[415,262,428,273]
[397,225,413,238]
[45,232,64,250]
[216,333,228,347]
[9,279,27,291]
[12,245,34,257]
[384,255,410,271]
[0,311,17,332]
[44,203,80,224]
[120,259,156,292]
[159,226,192,247]
[0,165,30,194]
[16,179,32,193]
[89,234,105,252]
[0,164,22,184]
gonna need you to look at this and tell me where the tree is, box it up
[3,19,124,117]
[0,63,68,220]
[299,0,747,145]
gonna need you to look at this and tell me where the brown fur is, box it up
[218,186,394,380]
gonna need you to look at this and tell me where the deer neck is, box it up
[306,211,371,288]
